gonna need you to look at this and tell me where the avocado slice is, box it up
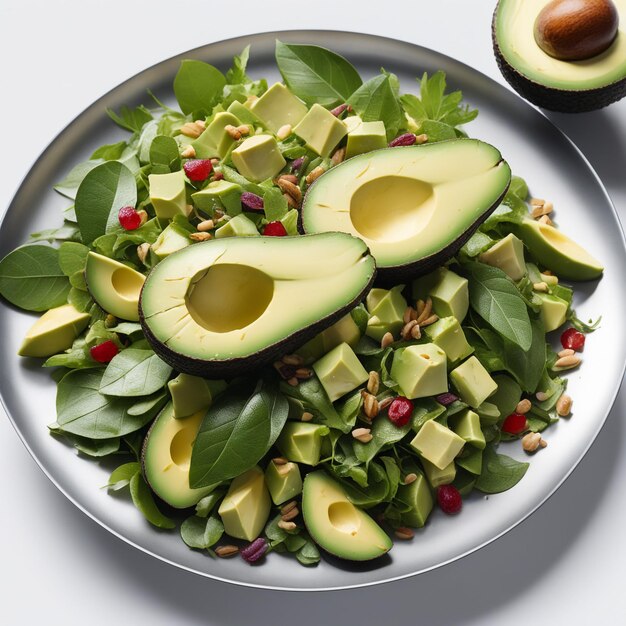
[510,218,603,280]
[493,0,626,112]
[300,139,511,281]
[139,233,376,378]
[302,471,392,561]
[18,303,90,357]
[141,402,216,508]
[85,252,145,321]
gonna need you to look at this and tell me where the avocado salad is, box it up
[0,41,604,567]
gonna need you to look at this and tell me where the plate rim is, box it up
[1,28,625,592]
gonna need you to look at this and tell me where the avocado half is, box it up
[299,139,511,283]
[139,232,376,378]
[493,0,626,112]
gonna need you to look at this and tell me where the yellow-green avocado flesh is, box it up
[493,0,626,111]
[302,471,392,561]
[141,402,215,508]
[299,139,511,282]
[139,233,376,378]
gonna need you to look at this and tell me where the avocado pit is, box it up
[534,0,619,60]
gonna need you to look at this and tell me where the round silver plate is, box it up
[0,31,624,591]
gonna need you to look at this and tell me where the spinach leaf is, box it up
[280,377,351,432]
[189,379,289,487]
[336,462,389,509]
[463,261,532,350]
[50,424,120,458]
[461,231,495,258]
[29,222,81,243]
[68,288,92,312]
[225,46,251,85]
[263,187,288,222]
[107,462,140,491]
[475,445,529,494]
[296,534,321,566]
[180,514,224,549]
[0,245,69,311]
[420,119,457,142]
[58,241,90,276]
[173,59,226,116]
[74,161,137,245]
[348,74,403,139]
[56,369,158,439]
[91,141,127,161]
[127,391,168,416]
[99,349,172,397]
[106,104,153,133]
[129,471,175,529]
[275,41,362,107]
[54,159,104,199]
[195,489,226,518]
[354,410,411,464]
[508,175,528,200]
[149,135,181,173]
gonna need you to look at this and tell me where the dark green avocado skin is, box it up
[492,4,626,113]
[138,266,376,379]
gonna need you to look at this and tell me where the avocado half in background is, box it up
[493,0,626,112]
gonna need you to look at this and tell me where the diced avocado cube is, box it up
[456,446,483,475]
[479,233,526,281]
[345,120,387,158]
[343,115,363,133]
[410,420,465,470]
[192,180,243,216]
[449,356,498,408]
[151,223,191,259]
[276,422,327,466]
[421,458,456,488]
[293,104,347,157]
[250,83,308,133]
[312,342,369,402]
[365,285,406,341]
[227,100,263,127]
[265,459,303,505]
[297,313,361,362]
[390,343,448,400]
[424,316,474,366]
[231,135,286,183]
[192,112,242,159]
[395,470,434,528]
[167,372,213,419]
[449,409,486,450]
[475,401,501,426]
[214,213,259,238]
[149,170,190,220]
[412,267,469,322]
[18,304,90,358]
[217,466,271,541]
[536,292,568,332]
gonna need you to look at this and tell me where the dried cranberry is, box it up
[561,327,585,351]
[241,192,264,211]
[183,159,213,182]
[438,485,462,515]
[501,413,528,435]
[90,340,119,363]
[118,206,141,230]
[387,397,414,427]
[240,537,267,563]
[435,392,459,407]
[264,221,288,237]
[389,133,417,147]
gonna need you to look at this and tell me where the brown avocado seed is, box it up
[534,0,620,61]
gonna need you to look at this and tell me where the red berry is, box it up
[183,159,213,182]
[560,327,585,351]
[264,221,288,237]
[438,485,462,515]
[501,413,528,435]
[387,396,414,427]
[118,206,141,230]
[90,340,119,363]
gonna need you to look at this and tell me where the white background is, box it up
[1,1,625,624]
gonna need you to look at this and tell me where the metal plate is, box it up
[1,31,624,591]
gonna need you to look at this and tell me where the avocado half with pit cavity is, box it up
[139,233,376,378]
[299,139,511,282]
[493,0,626,112]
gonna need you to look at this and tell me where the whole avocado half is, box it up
[492,0,626,112]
